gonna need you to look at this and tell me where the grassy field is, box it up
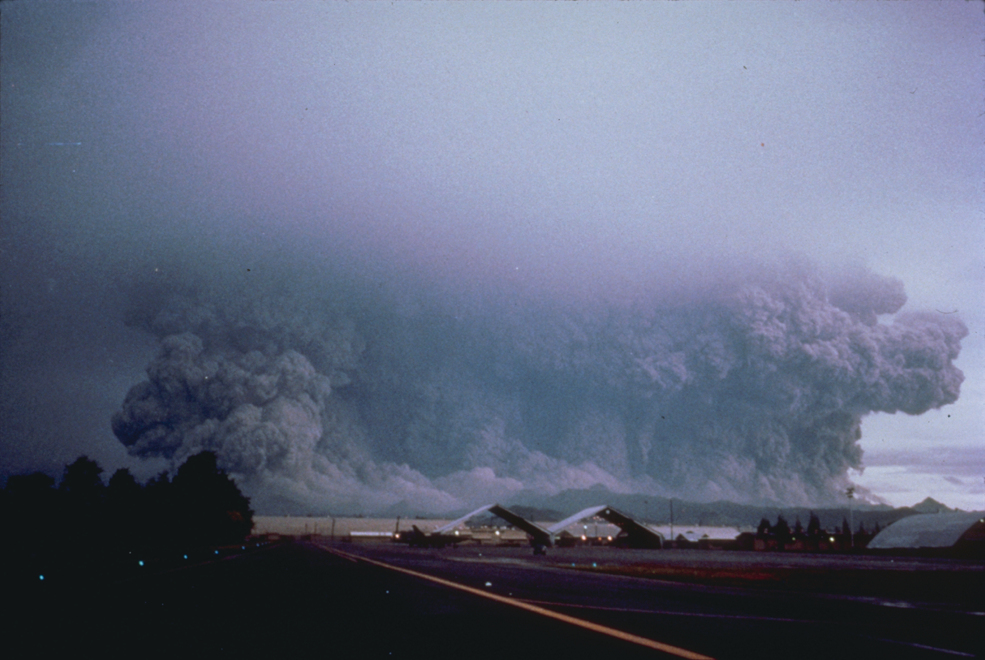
[577,561,985,605]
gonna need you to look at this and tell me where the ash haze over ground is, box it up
[1,2,982,514]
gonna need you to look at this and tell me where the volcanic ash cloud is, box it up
[112,262,967,512]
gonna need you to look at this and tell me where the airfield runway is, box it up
[7,539,982,659]
[324,541,983,659]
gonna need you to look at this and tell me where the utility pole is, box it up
[669,498,675,547]
[846,486,855,550]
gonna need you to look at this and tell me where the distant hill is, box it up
[910,497,956,514]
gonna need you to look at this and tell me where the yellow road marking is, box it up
[519,598,809,623]
[323,546,715,660]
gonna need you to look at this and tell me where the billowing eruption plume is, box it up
[113,260,966,513]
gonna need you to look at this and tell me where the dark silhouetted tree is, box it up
[806,512,822,537]
[171,452,253,545]
[142,471,177,546]
[60,456,105,505]
[774,515,791,550]
[60,456,107,543]
[855,521,869,547]
[107,468,141,503]
[2,472,63,576]
[106,468,143,545]
[5,472,56,503]
[756,517,772,538]
[4,472,60,546]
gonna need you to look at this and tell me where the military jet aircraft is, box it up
[392,504,495,547]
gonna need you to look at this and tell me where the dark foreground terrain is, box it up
[4,540,982,659]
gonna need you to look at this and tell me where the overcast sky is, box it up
[2,1,982,512]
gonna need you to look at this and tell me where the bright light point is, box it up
[138,560,144,566]
[484,582,492,587]
[39,575,44,581]
[183,554,188,559]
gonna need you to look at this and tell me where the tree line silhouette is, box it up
[754,512,879,551]
[1,451,253,583]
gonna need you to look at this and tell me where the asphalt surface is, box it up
[330,542,985,660]
[5,539,982,659]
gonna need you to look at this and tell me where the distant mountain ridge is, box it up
[910,497,957,514]
[498,489,973,531]
[369,489,971,531]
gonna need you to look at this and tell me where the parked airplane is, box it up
[392,505,495,547]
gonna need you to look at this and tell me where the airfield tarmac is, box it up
[7,539,982,659]
[327,540,983,658]
[333,540,985,604]
[363,541,982,572]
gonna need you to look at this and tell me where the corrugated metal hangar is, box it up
[868,511,985,557]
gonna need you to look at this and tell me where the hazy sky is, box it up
[2,1,982,511]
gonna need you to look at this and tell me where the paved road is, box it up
[7,540,982,659]
[330,542,984,660]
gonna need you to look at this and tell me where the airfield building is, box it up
[867,511,985,558]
